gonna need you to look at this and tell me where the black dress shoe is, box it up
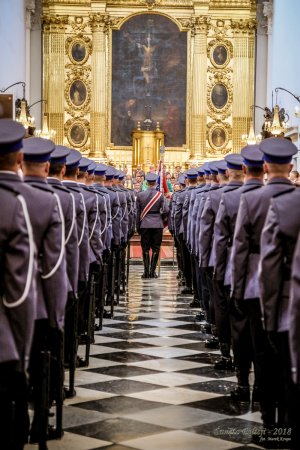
[231,386,250,404]
[195,311,206,321]
[200,322,212,334]
[205,335,219,349]
[103,309,112,318]
[77,356,87,368]
[181,287,193,294]
[214,356,234,371]
[190,299,201,308]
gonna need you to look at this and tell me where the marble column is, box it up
[191,17,209,160]
[89,13,109,159]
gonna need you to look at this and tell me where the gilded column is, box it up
[191,17,210,160]
[89,13,109,159]
[42,15,68,144]
[231,19,256,152]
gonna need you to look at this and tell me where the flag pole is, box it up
[158,146,165,278]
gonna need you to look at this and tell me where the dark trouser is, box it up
[214,282,231,347]
[77,280,89,335]
[243,299,291,427]
[244,299,266,394]
[0,362,29,450]
[140,228,163,253]
[199,267,210,316]
[191,254,200,300]
[229,296,253,384]
[178,234,192,288]
[204,268,215,325]
[174,235,183,272]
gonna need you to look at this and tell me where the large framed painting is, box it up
[111,14,187,147]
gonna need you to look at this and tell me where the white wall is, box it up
[271,0,300,144]
[0,0,26,101]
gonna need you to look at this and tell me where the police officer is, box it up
[232,137,297,435]
[169,175,186,284]
[136,172,169,278]
[21,137,68,440]
[48,145,79,298]
[259,138,299,432]
[199,159,232,367]
[214,146,264,399]
[0,119,36,450]
[174,170,196,293]
[63,149,90,395]
[181,169,201,304]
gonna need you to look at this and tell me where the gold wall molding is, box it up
[231,18,257,34]
[89,13,124,33]
[69,16,90,33]
[178,16,211,36]
[42,14,68,32]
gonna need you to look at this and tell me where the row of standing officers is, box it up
[169,137,300,449]
[0,119,136,450]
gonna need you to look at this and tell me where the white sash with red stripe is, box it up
[140,191,162,221]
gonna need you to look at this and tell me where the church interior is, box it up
[1,1,300,450]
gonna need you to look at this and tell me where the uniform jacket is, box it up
[47,177,79,293]
[288,231,300,384]
[0,184,36,369]
[78,183,103,264]
[92,184,113,250]
[173,187,188,236]
[62,180,90,282]
[259,186,299,332]
[196,184,219,258]
[136,187,169,230]
[214,179,262,284]
[120,186,135,237]
[231,177,294,300]
[112,185,129,242]
[0,172,67,330]
[105,186,122,246]
[190,184,209,254]
[181,186,198,241]
[187,184,205,246]
[199,183,228,268]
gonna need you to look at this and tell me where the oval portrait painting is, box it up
[70,80,87,107]
[71,41,86,63]
[212,45,228,66]
[70,123,85,145]
[211,127,226,147]
[211,83,228,109]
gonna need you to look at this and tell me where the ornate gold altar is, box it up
[42,0,257,169]
[132,128,165,172]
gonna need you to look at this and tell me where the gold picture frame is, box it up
[65,119,89,148]
[66,34,92,65]
[208,39,233,69]
[207,121,232,154]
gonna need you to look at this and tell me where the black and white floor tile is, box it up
[26,267,266,450]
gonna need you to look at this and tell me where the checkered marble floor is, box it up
[26,267,266,450]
